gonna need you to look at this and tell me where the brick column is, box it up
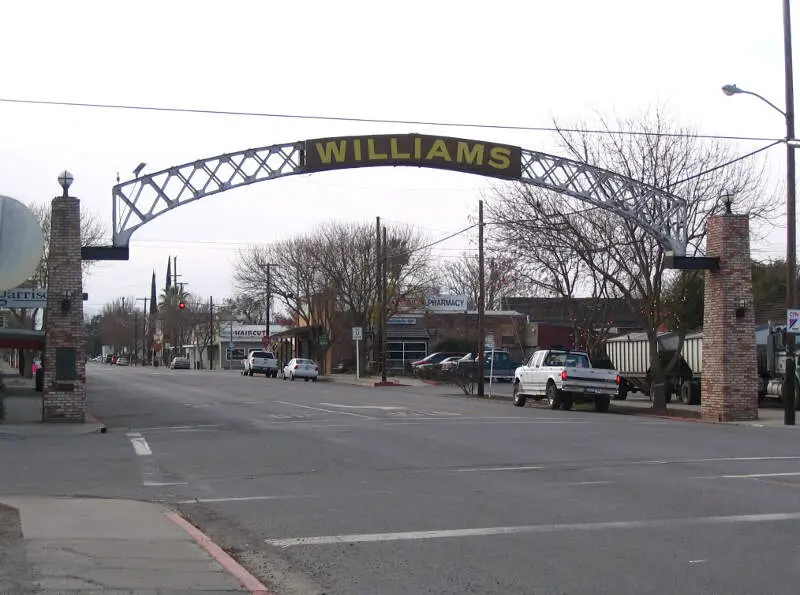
[700,213,758,422]
[42,192,86,422]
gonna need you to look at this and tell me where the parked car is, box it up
[439,356,463,372]
[243,350,279,377]
[170,356,190,370]
[457,351,522,382]
[411,352,464,375]
[282,358,319,381]
[116,356,129,366]
[512,349,620,412]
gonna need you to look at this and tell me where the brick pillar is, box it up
[42,192,86,422]
[700,213,758,422]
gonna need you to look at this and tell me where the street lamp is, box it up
[57,170,73,198]
[721,3,796,425]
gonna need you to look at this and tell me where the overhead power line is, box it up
[0,97,781,143]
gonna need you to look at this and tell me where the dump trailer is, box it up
[605,324,795,406]
[604,332,698,404]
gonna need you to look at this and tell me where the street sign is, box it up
[352,326,363,341]
[788,309,800,334]
[228,341,235,349]
[0,287,47,309]
[319,334,328,346]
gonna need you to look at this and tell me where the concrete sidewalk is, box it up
[0,497,270,594]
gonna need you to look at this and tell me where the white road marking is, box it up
[644,456,800,465]
[319,403,407,411]
[265,511,800,547]
[689,559,708,565]
[143,481,189,487]
[274,401,376,419]
[135,424,222,433]
[177,490,394,505]
[703,472,800,479]
[125,432,152,456]
[453,465,544,473]
[564,481,615,486]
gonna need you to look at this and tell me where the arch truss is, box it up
[111,133,688,255]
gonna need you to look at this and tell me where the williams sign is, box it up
[304,134,522,179]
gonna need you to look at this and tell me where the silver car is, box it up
[170,357,191,370]
[282,358,319,381]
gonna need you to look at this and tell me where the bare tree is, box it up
[233,220,433,372]
[97,297,138,351]
[6,202,106,332]
[438,251,529,310]
[488,106,777,407]
[186,297,218,369]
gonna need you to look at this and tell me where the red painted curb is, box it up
[85,412,107,432]
[373,381,409,387]
[167,511,273,595]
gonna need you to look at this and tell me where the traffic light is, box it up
[178,301,186,310]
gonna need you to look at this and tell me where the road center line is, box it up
[265,511,800,547]
[453,465,544,473]
[125,432,152,456]
[274,401,376,419]
[700,472,800,479]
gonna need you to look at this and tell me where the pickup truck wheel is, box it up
[595,396,611,413]
[512,382,526,407]
[560,395,573,411]
[546,383,561,410]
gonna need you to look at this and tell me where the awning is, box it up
[0,328,45,349]
[270,325,323,340]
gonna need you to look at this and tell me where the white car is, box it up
[282,358,319,381]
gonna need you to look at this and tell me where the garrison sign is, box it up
[304,134,522,179]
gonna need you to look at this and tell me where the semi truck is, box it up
[605,323,798,406]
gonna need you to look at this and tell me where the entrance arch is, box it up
[111,133,688,255]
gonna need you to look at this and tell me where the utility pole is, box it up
[173,256,178,289]
[134,310,138,366]
[376,216,382,377]
[784,0,798,423]
[477,199,486,397]
[382,226,388,383]
[209,296,214,371]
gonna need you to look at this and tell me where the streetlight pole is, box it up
[721,0,796,425]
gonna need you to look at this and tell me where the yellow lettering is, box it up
[314,140,348,163]
[425,139,452,161]
[414,137,422,159]
[367,138,388,160]
[390,138,410,159]
[488,146,511,169]
[354,138,362,160]
[456,142,484,165]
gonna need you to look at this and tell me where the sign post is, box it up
[352,327,363,379]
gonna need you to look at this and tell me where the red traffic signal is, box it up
[178,301,186,310]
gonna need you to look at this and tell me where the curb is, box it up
[167,511,274,595]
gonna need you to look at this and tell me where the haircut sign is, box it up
[304,134,522,179]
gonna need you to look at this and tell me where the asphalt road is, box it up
[29,365,800,594]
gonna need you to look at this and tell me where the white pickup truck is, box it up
[512,349,619,412]
[242,350,279,377]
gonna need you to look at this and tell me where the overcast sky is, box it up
[0,0,791,314]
